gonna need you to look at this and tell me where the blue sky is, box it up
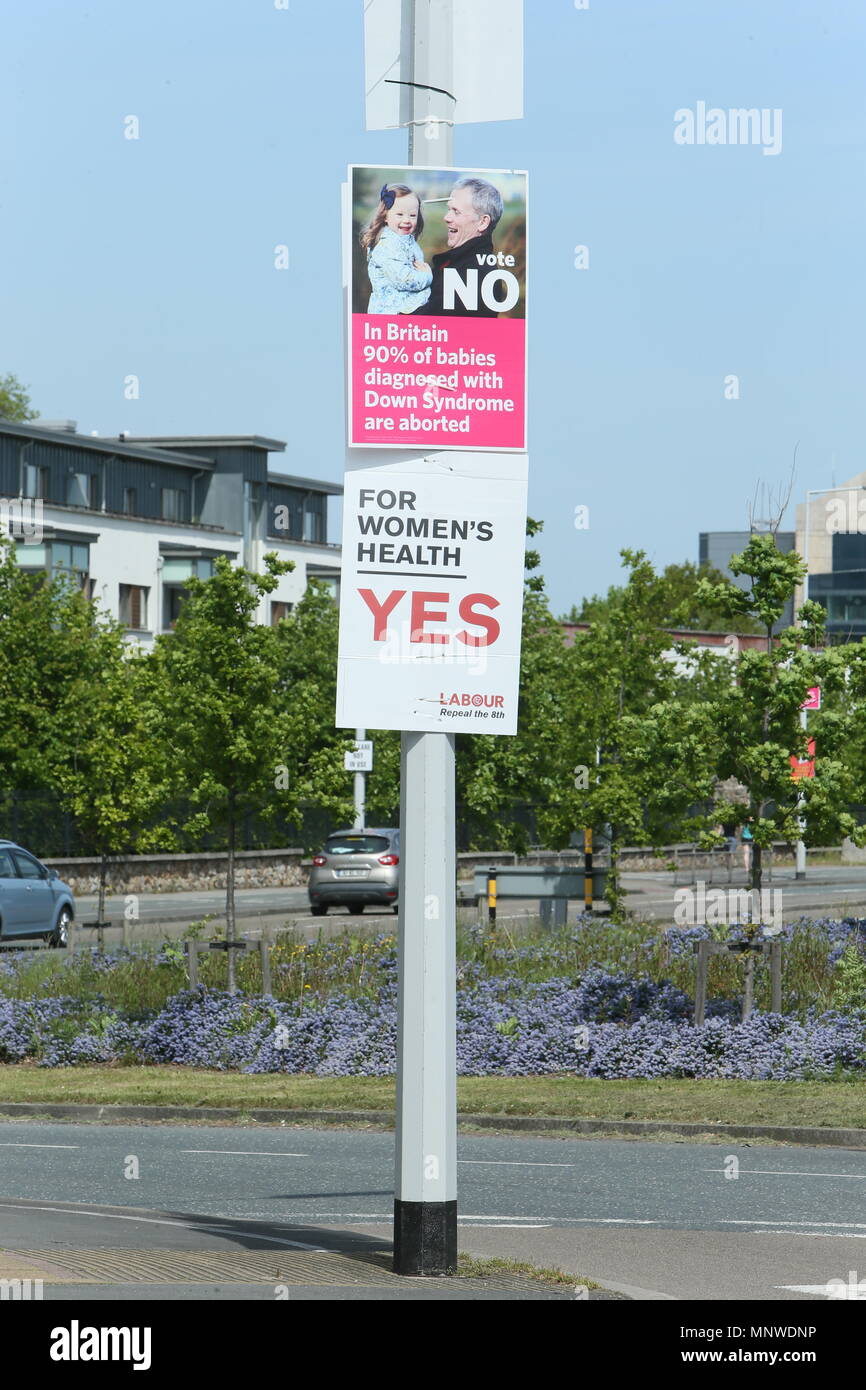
[1,0,864,614]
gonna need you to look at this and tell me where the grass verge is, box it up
[456,1253,600,1289]
[0,1067,865,1129]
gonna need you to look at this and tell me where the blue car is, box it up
[0,841,75,947]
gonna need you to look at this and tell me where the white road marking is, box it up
[0,1143,79,1149]
[458,1215,658,1224]
[181,1149,307,1157]
[462,1223,552,1229]
[458,1160,573,1168]
[725,1219,866,1229]
[0,1202,326,1251]
[778,1285,866,1298]
[752,1230,866,1239]
[703,1167,866,1180]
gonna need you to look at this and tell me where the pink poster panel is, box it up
[348,165,527,452]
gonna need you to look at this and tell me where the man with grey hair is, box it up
[414,176,506,317]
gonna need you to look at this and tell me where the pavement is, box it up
[621,865,866,924]
[2,1121,865,1300]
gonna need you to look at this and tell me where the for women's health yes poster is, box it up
[347,165,527,452]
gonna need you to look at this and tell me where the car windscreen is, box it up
[325,835,390,855]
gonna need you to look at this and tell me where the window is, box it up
[123,488,137,515]
[163,585,186,629]
[54,543,89,590]
[161,555,218,629]
[119,584,149,630]
[14,540,89,589]
[66,473,94,507]
[325,835,390,855]
[23,464,49,499]
[161,488,189,523]
[271,601,293,625]
[161,557,213,584]
[303,496,324,543]
[311,574,339,602]
[12,850,44,879]
[52,542,89,574]
[832,533,866,573]
[15,543,48,569]
[0,849,16,877]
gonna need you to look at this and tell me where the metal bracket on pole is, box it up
[693,938,784,1024]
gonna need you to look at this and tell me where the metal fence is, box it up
[3,789,863,862]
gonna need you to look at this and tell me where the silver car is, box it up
[308,828,400,916]
[0,841,75,947]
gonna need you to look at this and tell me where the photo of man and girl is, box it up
[351,166,526,319]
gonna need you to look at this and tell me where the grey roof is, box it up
[129,435,286,453]
[0,420,214,469]
[267,471,343,496]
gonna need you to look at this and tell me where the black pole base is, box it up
[393,1200,457,1275]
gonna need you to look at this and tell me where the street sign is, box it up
[335,448,528,734]
[347,164,527,452]
[801,686,822,711]
[363,0,524,131]
[790,738,816,779]
[345,740,374,772]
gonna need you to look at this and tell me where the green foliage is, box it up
[833,942,866,1015]
[0,372,38,422]
[0,918,850,1022]
[455,519,573,851]
[555,550,723,913]
[694,534,866,886]
[567,560,762,634]
[144,553,300,838]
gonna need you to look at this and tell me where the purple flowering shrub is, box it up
[1,918,865,1075]
[0,994,142,1067]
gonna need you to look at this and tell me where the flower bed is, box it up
[0,919,864,1076]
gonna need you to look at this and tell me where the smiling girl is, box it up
[361,183,432,314]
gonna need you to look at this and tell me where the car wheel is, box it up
[349,904,364,915]
[392,904,399,915]
[49,909,71,949]
[310,905,327,917]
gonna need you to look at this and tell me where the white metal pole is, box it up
[394,0,458,1276]
[354,727,366,830]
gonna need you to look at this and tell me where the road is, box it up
[1,1121,865,1300]
[31,864,865,949]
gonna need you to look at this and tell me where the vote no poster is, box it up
[347,165,527,452]
[335,451,529,735]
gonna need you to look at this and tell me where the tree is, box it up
[565,560,762,634]
[0,543,170,890]
[143,554,297,989]
[272,579,375,838]
[0,540,102,793]
[695,534,866,892]
[455,520,573,851]
[556,550,720,915]
[0,373,38,422]
[56,635,172,925]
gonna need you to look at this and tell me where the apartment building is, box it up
[0,420,342,641]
